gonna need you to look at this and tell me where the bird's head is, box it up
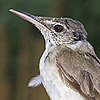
[10,9,87,46]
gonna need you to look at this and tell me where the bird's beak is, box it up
[9,9,50,32]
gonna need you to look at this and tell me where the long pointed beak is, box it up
[9,9,50,32]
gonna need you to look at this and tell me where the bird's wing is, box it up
[56,47,100,100]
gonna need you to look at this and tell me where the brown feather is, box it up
[56,45,100,100]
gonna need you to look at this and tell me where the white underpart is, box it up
[28,75,41,87]
[28,40,84,100]
[40,41,84,100]
[29,41,84,100]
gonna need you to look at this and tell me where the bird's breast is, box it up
[39,48,84,100]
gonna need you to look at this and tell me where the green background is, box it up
[0,0,100,100]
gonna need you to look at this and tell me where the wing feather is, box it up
[56,46,100,100]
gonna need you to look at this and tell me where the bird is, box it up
[9,9,100,100]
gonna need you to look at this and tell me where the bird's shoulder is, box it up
[56,41,100,100]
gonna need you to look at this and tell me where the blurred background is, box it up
[0,0,100,100]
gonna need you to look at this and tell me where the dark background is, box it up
[0,0,100,100]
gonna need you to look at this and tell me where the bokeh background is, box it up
[0,0,100,100]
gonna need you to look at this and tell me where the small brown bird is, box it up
[10,9,100,100]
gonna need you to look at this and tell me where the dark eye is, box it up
[54,25,64,32]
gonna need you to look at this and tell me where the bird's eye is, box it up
[54,25,64,32]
